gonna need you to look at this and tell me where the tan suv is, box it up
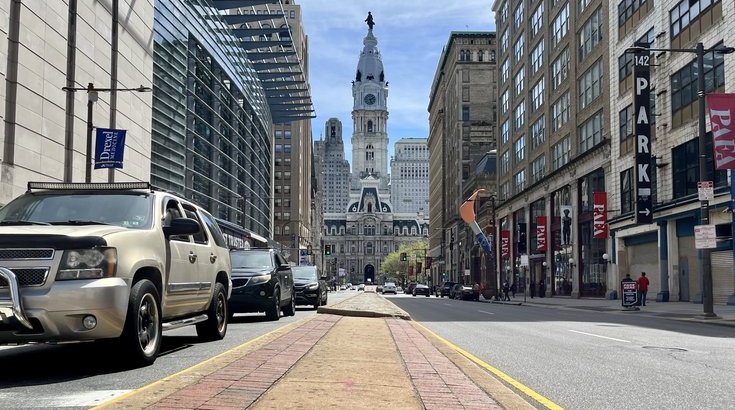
[0,182,232,365]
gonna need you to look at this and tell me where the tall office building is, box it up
[608,0,735,304]
[428,32,498,284]
[390,138,430,215]
[316,118,351,214]
[492,0,611,298]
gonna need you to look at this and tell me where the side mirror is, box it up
[163,217,200,237]
[320,276,328,280]
[277,263,290,271]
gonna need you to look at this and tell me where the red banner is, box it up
[706,93,735,169]
[536,216,547,252]
[593,192,608,239]
[501,230,510,258]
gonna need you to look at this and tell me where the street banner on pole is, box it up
[501,230,510,258]
[593,192,608,239]
[706,93,735,169]
[536,216,547,252]
[94,128,127,169]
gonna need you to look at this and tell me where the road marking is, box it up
[0,391,130,407]
[442,303,452,306]
[414,322,564,410]
[568,330,631,343]
[477,310,495,315]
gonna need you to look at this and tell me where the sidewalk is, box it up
[94,292,535,410]
[486,293,735,327]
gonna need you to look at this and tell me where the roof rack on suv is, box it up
[27,181,152,193]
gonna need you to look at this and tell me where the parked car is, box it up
[396,286,403,293]
[439,281,457,297]
[382,282,397,294]
[357,283,365,291]
[340,285,347,290]
[229,248,295,321]
[291,265,328,309]
[412,284,431,297]
[406,282,417,294]
[0,182,232,366]
[376,284,383,293]
[451,284,480,301]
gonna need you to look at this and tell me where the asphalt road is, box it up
[0,290,355,409]
[387,293,735,410]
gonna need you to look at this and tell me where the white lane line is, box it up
[443,303,452,306]
[569,330,631,343]
[477,310,495,315]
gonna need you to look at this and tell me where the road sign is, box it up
[697,181,714,201]
[520,254,529,267]
[694,224,717,249]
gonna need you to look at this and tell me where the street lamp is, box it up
[62,83,152,183]
[625,43,735,317]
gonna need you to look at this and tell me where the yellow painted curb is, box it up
[413,321,565,410]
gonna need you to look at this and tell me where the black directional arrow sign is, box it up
[633,43,653,224]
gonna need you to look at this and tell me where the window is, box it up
[672,134,728,197]
[531,3,544,37]
[578,59,603,110]
[618,0,648,27]
[462,86,470,102]
[514,1,524,30]
[552,92,570,131]
[462,69,470,83]
[618,29,655,81]
[531,115,545,148]
[515,135,526,162]
[579,0,592,14]
[500,182,510,200]
[671,47,725,113]
[671,0,720,38]
[531,40,544,74]
[619,105,633,142]
[531,77,545,111]
[500,150,510,175]
[578,8,602,61]
[501,120,510,145]
[552,136,570,170]
[499,1,509,25]
[551,48,569,90]
[514,68,525,96]
[501,90,510,114]
[501,59,510,83]
[514,101,526,130]
[514,34,525,63]
[514,170,526,193]
[500,29,509,54]
[578,110,604,152]
[552,3,570,48]
[462,106,470,121]
[532,155,546,183]
[620,168,634,213]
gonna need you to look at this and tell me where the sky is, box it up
[300,1,495,166]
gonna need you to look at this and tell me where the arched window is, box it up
[283,225,291,234]
[411,227,417,236]
[366,243,374,255]
[459,50,466,61]
[275,226,282,235]
[260,23,271,41]
[279,24,290,42]
[367,120,373,132]
[478,50,484,61]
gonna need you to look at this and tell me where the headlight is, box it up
[57,248,117,280]
[307,283,319,290]
[247,275,271,285]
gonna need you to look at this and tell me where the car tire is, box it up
[196,282,228,341]
[120,279,162,367]
[266,289,280,321]
[425,294,430,297]
[283,292,296,317]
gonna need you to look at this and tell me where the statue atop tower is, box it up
[365,11,375,30]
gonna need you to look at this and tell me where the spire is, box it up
[355,26,385,84]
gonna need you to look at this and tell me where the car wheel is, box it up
[120,279,162,366]
[266,289,280,321]
[196,282,228,341]
[425,294,430,297]
[283,292,296,317]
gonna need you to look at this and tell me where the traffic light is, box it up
[400,252,407,261]
[325,245,331,255]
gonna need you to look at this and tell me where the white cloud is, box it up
[301,1,495,164]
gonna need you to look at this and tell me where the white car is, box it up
[382,282,397,294]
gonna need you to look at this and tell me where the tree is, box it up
[380,240,429,287]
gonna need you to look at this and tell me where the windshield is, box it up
[0,192,152,229]
[230,251,273,269]
[291,266,318,281]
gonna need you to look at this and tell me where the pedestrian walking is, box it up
[502,281,511,301]
[637,272,650,306]
[539,279,545,298]
[529,280,536,298]
[510,282,517,298]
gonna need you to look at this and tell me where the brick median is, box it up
[147,315,340,410]
[387,319,502,410]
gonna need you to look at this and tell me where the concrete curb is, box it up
[316,306,411,320]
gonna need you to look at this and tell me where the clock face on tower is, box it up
[363,93,376,105]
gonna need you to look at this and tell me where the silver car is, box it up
[382,282,397,294]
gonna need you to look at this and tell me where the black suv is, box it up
[291,266,328,309]
[229,248,295,320]
[439,281,457,298]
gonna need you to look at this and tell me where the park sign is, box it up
[706,93,735,169]
[633,45,652,224]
